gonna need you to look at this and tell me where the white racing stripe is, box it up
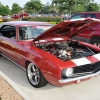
[52,38,63,41]
[93,53,100,61]
[71,57,91,66]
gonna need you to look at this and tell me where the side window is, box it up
[18,25,52,40]
[0,25,16,39]
[18,26,42,40]
[32,28,42,37]
[18,26,32,40]
[84,14,96,18]
[70,14,82,20]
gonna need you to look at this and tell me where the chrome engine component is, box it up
[37,41,95,61]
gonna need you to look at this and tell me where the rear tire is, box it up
[26,63,48,88]
[90,38,100,47]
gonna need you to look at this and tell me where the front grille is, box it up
[74,61,100,74]
[61,61,100,79]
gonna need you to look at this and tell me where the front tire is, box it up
[26,63,48,88]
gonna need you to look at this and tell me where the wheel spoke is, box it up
[34,76,38,83]
[32,65,36,72]
[35,68,39,73]
[31,72,35,76]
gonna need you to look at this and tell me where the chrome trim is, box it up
[59,71,100,83]
[1,53,26,71]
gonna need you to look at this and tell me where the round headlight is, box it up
[62,68,73,77]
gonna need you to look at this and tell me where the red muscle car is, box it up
[0,19,100,88]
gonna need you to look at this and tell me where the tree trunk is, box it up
[69,0,73,17]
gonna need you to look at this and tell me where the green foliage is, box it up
[24,0,43,14]
[86,3,99,11]
[53,0,95,16]
[0,3,10,15]
[3,19,11,22]
[72,5,85,14]
[41,2,52,14]
[22,16,62,23]
[11,3,22,14]
[0,0,100,19]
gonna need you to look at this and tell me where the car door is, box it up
[77,24,100,43]
[84,14,96,19]
[0,25,18,62]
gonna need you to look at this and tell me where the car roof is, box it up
[2,21,52,26]
[75,12,100,14]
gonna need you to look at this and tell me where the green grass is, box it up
[0,98,2,100]
[48,22,57,24]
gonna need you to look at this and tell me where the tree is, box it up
[11,3,22,14]
[24,0,43,14]
[40,1,58,14]
[72,5,85,14]
[0,2,10,16]
[53,0,94,16]
[86,3,99,11]
[41,2,52,14]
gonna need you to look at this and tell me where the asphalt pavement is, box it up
[0,56,100,100]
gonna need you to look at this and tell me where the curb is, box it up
[0,70,32,100]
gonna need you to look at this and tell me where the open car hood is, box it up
[33,18,100,42]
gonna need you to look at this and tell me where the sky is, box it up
[1,0,100,9]
[1,0,50,9]
[94,0,100,4]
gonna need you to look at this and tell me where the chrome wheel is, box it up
[27,63,40,85]
[27,62,48,88]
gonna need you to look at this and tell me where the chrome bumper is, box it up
[59,71,100,83]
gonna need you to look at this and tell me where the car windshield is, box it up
[18,25,52,40]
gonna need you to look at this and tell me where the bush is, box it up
[3,19,11,22]
[22,16,62,23]
[2,16,63,23]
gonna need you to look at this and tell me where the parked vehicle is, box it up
[12,13,29,20]
[2,15,11,22]
[69,12,100,19]
[0,19,100,88]
[69,12,100,47]
[12,14,20,20]
[0,15,3,22]
[21,13,29,19]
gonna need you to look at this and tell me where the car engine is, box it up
[36,41,95,61]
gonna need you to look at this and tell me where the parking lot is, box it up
[0,56,100,100]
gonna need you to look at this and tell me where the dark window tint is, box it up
[84,14,96,18]
[70,14,82,20]
[0,25,16,39]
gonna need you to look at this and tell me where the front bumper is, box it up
[59,70,100,83]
